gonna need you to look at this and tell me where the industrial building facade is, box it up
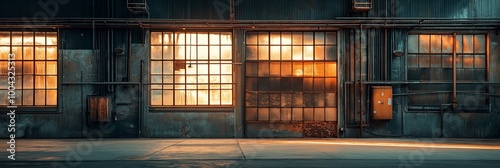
[0,0,499,138]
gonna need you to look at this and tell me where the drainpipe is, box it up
[452,33,458,110]
[359,24,363,137]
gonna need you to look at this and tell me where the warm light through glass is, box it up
[0,31,58,106]
[151,32,232,106]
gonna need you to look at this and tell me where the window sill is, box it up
[0,106,59,114]
[149,106,234,112]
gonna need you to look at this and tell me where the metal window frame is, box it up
[0,30,58,109]
[244,31,339,122]
[149,31,235,108]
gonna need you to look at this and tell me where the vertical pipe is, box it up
[384,28,388,81]
[359,25,363,137]
[353,29,357,134]
[452,33,457,109]
[139,60,144,137]
[81,70,85,137]
[127,29,131,81]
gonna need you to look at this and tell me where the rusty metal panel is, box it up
[89,97,99,122]
[89,96,110,122]
[371,86,392,120]
[245,121,337,138]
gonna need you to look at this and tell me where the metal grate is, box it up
[127,0,150,15]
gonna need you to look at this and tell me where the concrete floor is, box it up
[0,138,499,167]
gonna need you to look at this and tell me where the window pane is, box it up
[35,46,45,60]
[419,55,430,67]
[162,46,173,59]
[151,90,162,105]
[35,76,45,89]
[221,90,232,105]
[35,32,45,45]
[46,90,57,105]
[281,62,292,77]
[463,55,473,68]
[292,32,302,45]
[270,46,280,60]
[151,61,162,74]
[419,35,430,53]
[23,90,33,105]
[442,35,453,53]
[408,35,419,53]
[0,32,10,45]
[281,32,291,45]
[430,35,441,53]
[221,64,232,74]
[151,32,162,45]
[314,62,325,77]
[455,35,463,53]
[246,32,257,45]
[221,46,231,60]
[315,32,325,45]
[196,90,208,105]
[258,32,269,45]
[24,61,34,74]
[221,75,232,83]
[293,62,303,77]
[281,46,291,60]
[197,33,208,45]
[463,35,473,53]
[174,90,185,105]
[246,46,257,60]
[292,46,302,60]
[303,32,314,45]
[46,46,57,60]
[258,46,269,60]
[0,46,9,60]
[270,62,280,77]
[325,62,337,77]
[11,32,22,45]
[209,46,220,60]
[210,32,220,44]
[475,55,485,68]
[22,32,33,45]
[474,35,485,53]
[197,46,208,60]
[46,32,57,45]
[151,46,162,59]
[210,90,220,105]
[270,32,280,45]
[442,54,452,68]
[315,46,325,60]
[46,76,57,89]
[325,32,336,45]
[325,46,337,60]
[304,46,313,60]
[303,62,313,77]
[35,90,46,105]
[258,62,269,77]
[35,61,45,75]
[23,75,34,89]
[325,78,337,92]
[24,46,33,60]
[186,90,197,105]
[431,54,441,68]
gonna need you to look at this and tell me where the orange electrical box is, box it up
[371,86,392,120]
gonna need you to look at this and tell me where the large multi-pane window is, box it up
[407,34,487,109]
[245,32,338,121]
[0,31,58,106]
[150,32,233,106]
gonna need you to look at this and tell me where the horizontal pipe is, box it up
[62,82,140,85]
[345,81,500,84]
[0,18,499,29]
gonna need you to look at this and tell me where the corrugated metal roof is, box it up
[1,0,499,19]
